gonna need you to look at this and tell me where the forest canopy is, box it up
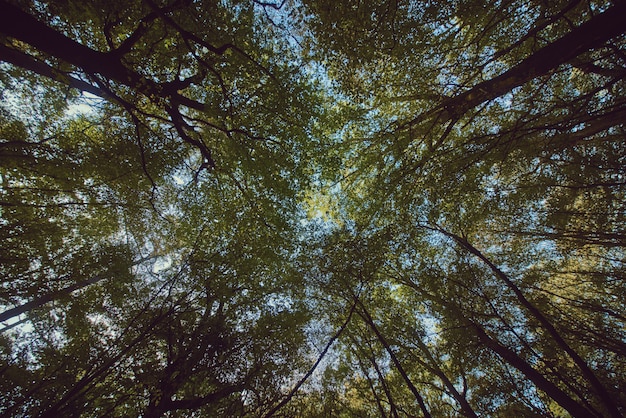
[1,0,625,416]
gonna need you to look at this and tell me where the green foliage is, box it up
[1,0,626,416]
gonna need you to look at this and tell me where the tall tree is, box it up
[2,0,626,416]
[1,0,324,416]
[296,0,626,416]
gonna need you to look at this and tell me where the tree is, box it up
[1,0,323,416]
[2,0,626,416]
[297,0,626,416]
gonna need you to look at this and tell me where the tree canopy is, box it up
[1,0,625,416]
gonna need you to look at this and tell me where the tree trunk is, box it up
[351,345,392,418]
[402,1,626,129]
[412,336,478,418]
[472,321,596,418]
[438,227,622,418]
[0,0,203,111]
[0,276,106,323]
[262,300,357,418]
[357,299,433,418]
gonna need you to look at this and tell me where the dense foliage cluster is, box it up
[1,0,625,416]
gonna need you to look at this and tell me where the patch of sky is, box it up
[65,91,105,117]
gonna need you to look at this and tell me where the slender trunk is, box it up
[262,300,357,418]
[472,322,595,418]
[412,338,478,418]
[397,273,604,417]
[369,356,400,418]
[439,227,622,418]
[0,316,29,333]
[352,346,390,418]
[0,276,106,323]
[356,299,432,418]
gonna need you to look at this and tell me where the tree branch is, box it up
[262,299,358,418]
[0,276,106,324]
[0,0,205,111]
[400,1,626,130]
[0,43,108,99]
[437,226,623,418]
[471,322,595,418]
